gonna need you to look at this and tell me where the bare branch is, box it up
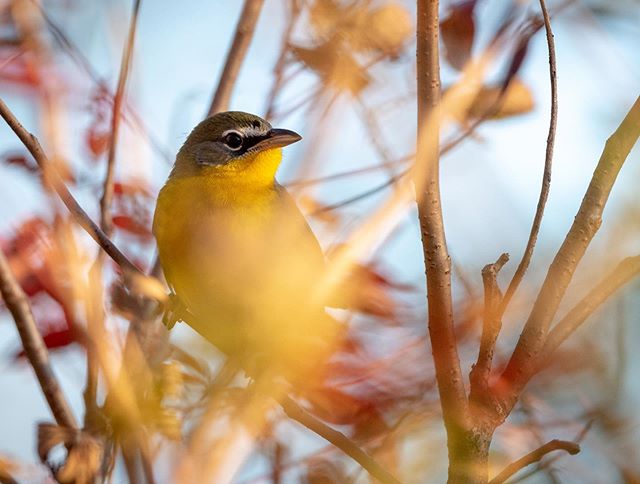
[498,94,640,414]
[542,255,640,359]
[312,171,405,215]
[470,253,510,402]
[264,0,301,119]
[499,0,558,316]
[508,418,593,484]
[488,439,580,484]
[416,0,469,435]
[0,248,77,429]
[207,0,265,116]
[0,97,142,275]
[100,0,142,236]
[280,397,400,484]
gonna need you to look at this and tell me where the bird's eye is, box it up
[223,131,243,150]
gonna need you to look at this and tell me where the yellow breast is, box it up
[152,147,332,362]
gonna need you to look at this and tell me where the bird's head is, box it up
[172,111,301,184]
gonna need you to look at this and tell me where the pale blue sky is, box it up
[0,1,639,481]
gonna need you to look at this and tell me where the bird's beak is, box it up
[253,128,302,151]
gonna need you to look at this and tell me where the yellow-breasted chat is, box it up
[153,111,342,384]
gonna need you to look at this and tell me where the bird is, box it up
[153,111,342,385]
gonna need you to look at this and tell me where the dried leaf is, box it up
[360,3,413,58]
[441,1,477,70]
[464,78,534,120]
[291,40,370,94]
[308,0,344,39]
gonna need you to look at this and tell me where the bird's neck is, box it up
[197,147,283,188]
[239,147,283,186]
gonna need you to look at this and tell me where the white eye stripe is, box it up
[222,129,243,138]
[240,126,269,137]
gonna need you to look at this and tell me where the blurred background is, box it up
[0,0,639,482]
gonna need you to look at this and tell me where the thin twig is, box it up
[280,397,400,484]
[470,253,510,402]
[0,248,77,429]
[541,255,640,359]
[0,97,141,275]
[499,0,558,317]
[488,439,579,484]
[497,95,640,416]
[264,0,301,119]
[285,155,413,189]
[416,0,469,445]
[31,0,173,164]
[312,171,406,215]
[304,89,507,214]
[207,0,265,116]
[99,0,142,236]
[86,0,142,431]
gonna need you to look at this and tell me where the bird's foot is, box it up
[163,293,188,330]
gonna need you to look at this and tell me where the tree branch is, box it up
[416,0,469,435]
[99,0,142,236]
[470,253,510,402]
[499,0,558,317]
[0,97,142,275]
[498,94,640,415]
[0,247,77,429]
[207,0,265,116]
[488,439,579,484]
[542,255,640,359]
[280,397,400,484]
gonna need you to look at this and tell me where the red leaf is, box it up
[440,0,477,70]
[14,325,76,359]
[112,214,153,239]
[0,49,42,88]
[0,218,73,311]
[2,152,38,172]
[326,255,414,320]
[113,180,153,199]
[304,385,374,425]
[86,128,110,158]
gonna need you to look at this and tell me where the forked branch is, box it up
[470,253,509,401]
[0,97,141,275]
[498,94,640,414]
